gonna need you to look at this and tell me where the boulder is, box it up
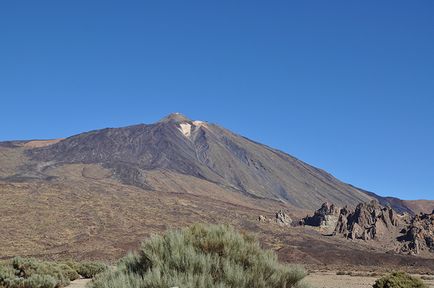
[276,210,292,226]
[302,202,340,229]
[258,215,267,222]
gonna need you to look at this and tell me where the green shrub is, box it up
[0,257,84,288]
[0,265,16,287]
[61,260,107,279]
[89,224,309,288]
[74,262,108,279]
[21,274,57,288]
[373,272,427,288]
[0,259,105,288]
[11,257,70,287]
[12,257,38,278]
[57,264,80,281]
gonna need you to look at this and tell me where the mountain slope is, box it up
[1,113,433,267]
[25,113,373,210]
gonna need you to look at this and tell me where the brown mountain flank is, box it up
[23,139,64,148]
[403,200,434,214]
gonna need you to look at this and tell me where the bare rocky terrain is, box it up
[0,113,433,274]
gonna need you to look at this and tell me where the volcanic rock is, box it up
[334,200,399,240]
[399,210,434,254]
[24,113,378,210]
[258,215,267,222]
[276,210,292,226]
[311,200,401,240]
[302,202,341,230]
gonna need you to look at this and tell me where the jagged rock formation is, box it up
[334,201,399,240]
[399,210,434,255]
[304,201,434,255]
[275,210,292,226]
[304,201,400,240]
[302,202,340,229]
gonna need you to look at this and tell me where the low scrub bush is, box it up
[373,272,427,288]
[0,265,15,287]
[21,274,58,288]
[73,262,108,279]
[57,264,80,281]
[0,257,107,288]
[11,257,70,287]
[89,224,309,288]
[62,260,107,279]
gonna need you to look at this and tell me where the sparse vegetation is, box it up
[63,261,108,279]
[373,272,428,288]
[336,271,382,277]
[89,224,309,288]
[20,274,58,288]
[0,257,107,288]
[420,275,434,281]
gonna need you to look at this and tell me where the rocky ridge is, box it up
[334,201,399,240]
[399,210,434,255]
[302,201,433,255]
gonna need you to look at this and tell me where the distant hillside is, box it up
[403,200,434,214]
[359,188,434,215]
[1,113,431,214]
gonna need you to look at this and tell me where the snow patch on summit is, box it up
[178,123,192,137]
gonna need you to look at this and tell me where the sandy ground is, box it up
[305,271,434,288]
[66,279,91,288]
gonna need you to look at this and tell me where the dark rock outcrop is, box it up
[302,202,340,229]
[305,201,434,255]
[399,210,434,255]
[334,200,399,240]
[304,200,400,240]
[275,210,292,226]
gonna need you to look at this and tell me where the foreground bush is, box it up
[60,260,108,279]
[67,261,108,279]
[373,272,427,288]
[0,265,15,287]
[90,224,309,288]
[0,258,107,288]
[21,274,58,288]
[11,257,70,287]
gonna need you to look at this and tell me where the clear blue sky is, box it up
[0,1,433,200]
